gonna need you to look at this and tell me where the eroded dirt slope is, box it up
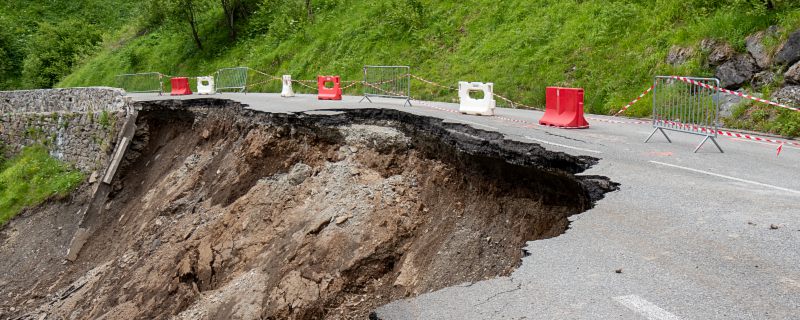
[1,101,616,320]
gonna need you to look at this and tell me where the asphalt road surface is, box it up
[131,93,800,320]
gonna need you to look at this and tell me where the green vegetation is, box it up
[0,145,84,226]
[3,0,800,135]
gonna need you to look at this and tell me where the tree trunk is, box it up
[221,0,237,40]
[305,0,313,21]
[186,0,203,50]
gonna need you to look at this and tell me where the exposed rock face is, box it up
[746,31,771,69]
[775,29,800,66]
[784,61,800,85]
[701,39,734,66]
[666,46,694,66]
[716,54,758,89]
[752,71,776,90]
[773,85,800,105]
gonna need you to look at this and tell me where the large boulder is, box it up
[745,31,771,69]
[784,61,800,84]
[666,45,694,66]
[774,29,800,65]
[715,54,758,89]
[701,39,734,66]
[773,85,800,105]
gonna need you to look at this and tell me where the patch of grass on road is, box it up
[0,145,84,226]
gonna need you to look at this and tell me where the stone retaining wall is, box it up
[0,87,131,174]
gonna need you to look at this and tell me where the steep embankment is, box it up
[0,100,616,319]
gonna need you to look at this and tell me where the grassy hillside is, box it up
[6,0,800,134]
[0,145,84,226]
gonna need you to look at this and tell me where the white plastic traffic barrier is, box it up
[197,76,215,95]
[281,75,295,97]
[458,81,496,116]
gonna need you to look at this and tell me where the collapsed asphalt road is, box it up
[1,92,798,319]
[134,93,800,320]
[0,99,615,319]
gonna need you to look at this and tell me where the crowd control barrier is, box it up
[539,87,589,128]
[116,72,163,95]
[361,65,411,107]
[458,81,496,116]
[281,75,295,97]
[170,77,192,95]
[318,76,342,100]
[197,76,215,95]
[215,67,248,93]
[646,76,723,153]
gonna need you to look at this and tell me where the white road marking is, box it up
[650,161,800,195]
[614,295,682,320]
[524,136,603,154]
[444,118,499,130]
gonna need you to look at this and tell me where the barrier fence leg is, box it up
[404,98,412,107]
[360,95,372,103]
[645,128,672,143]
[694,136,724,153]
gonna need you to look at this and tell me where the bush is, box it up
[22,19,103,88]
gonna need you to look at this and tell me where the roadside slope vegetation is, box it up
[3,0,800,134]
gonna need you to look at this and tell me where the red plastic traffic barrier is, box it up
[170,77,193,96]
[317,76,342,100]
[539,87,589,128]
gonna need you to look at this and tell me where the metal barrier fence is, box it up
[360,65,411,107]
[646,76,723,153]
[115,72,163,94]
[215,67,248,92]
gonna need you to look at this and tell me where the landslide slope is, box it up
[0,100,615,319]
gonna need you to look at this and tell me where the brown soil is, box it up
[0,102,615,320]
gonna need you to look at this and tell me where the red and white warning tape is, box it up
[615,85,654,116]
[672,76,800,113]
[654,119,799,154]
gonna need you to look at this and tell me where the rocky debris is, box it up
[773,85,800,105]
[666,46,694,66]
[285,163,312,186]
[775,29,800,66]
[701,39,734,66]
[716,54,759,89]
[746,31,772,69]
[752,71,776,90]
[784,61,800,84]
[338,124,410,152]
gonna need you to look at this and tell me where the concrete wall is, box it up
[0,88,132,174]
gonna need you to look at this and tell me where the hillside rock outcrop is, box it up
[774,29,800,65]
[716,54,758,89]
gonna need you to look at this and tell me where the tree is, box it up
[305,0,313,22]
[166,0,205,50]
[220,0,238,40]
[184,0,204,50]
[0,25,23,89]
